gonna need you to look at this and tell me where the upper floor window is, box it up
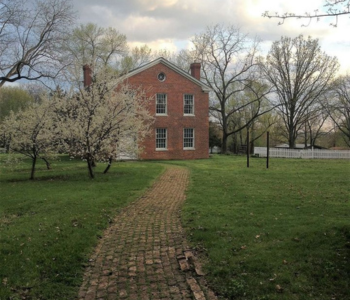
[183,128,195,149]
[156,93,167,115]
[156,128,167,150]
[157,72,166,82]
[184,94,194,115]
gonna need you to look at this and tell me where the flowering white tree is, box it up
[1,98,57,179]
[57,68,153,178]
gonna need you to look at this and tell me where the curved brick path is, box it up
[78,167,218,300]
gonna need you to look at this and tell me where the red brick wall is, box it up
[126,62,209,160]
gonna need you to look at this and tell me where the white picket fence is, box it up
[254,147,350,159]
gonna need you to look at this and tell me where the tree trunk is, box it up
[304,123,308,148]
[103,157,113,174]
[288,126,296,148]
[91,159,96,167]
[250,139,254,154]
[240,130,244,146]
[5,143,10,153]
[233,133,238,154]
[221,134,228,154]
[30,155,37,180]
[41,157,51,170]
[87,154,95,179]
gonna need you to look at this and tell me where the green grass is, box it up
[168,155,350,300]
[1,154,349,300]
[0,155,163,300]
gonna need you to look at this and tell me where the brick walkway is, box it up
[78,167,218,300]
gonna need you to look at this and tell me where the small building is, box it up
[121,57,211,160]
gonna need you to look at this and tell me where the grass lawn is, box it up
[0,155,163,299]
[1,154,349,300]
[168,155,350,300]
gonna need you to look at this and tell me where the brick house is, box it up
[84,57,210,160]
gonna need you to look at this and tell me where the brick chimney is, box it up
[83,64,92,87]
[190,62,201,81]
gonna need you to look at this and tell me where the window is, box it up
[156,94,167,115]
[184,94,194,115]
[183,128,194,149]
[157,72,166,81]
[156,128,167,150]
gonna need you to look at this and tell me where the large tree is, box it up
[64,23,127,78]
[261,35,339,148]
[192,24,272,153]
[0,0,75,88]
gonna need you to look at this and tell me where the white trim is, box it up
[184,94,195,116]
[183,128,195,150]
[156,128,167,150]
[156,93,167,115]
[121,57,211,93]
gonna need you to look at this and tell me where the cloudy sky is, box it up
[72,0,350,73]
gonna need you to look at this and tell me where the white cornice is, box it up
[120,57,211,93]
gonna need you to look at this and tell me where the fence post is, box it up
[267,131,269,169]
[247,130,250,168]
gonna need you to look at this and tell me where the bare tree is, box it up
[326,74,350,146]
[0,0,75,88]
[64,23,127,78]
[303,105,329,147]
[192,24,273,153]
[263,0,350,27]
[235,99,277,153]
[261,35,339,148]
[120,45,153,72]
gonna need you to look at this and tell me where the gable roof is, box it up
[121,57,211,93]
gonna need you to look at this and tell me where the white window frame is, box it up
[156,128,167,150]
[183,128,195,150]
[183,94,194,115]
[156,93,167,115]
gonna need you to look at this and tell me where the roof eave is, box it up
[121,57,212,93]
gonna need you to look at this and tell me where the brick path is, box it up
[78,167,218,300]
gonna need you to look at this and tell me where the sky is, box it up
[71,0,350,74]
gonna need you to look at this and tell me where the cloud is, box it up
[71,0,350,72]
[73,0,334,42]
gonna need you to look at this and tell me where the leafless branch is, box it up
[0,0,76,88]
[262,0,350,27]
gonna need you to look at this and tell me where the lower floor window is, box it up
[156,128,167,149]
[183,128,194,149]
